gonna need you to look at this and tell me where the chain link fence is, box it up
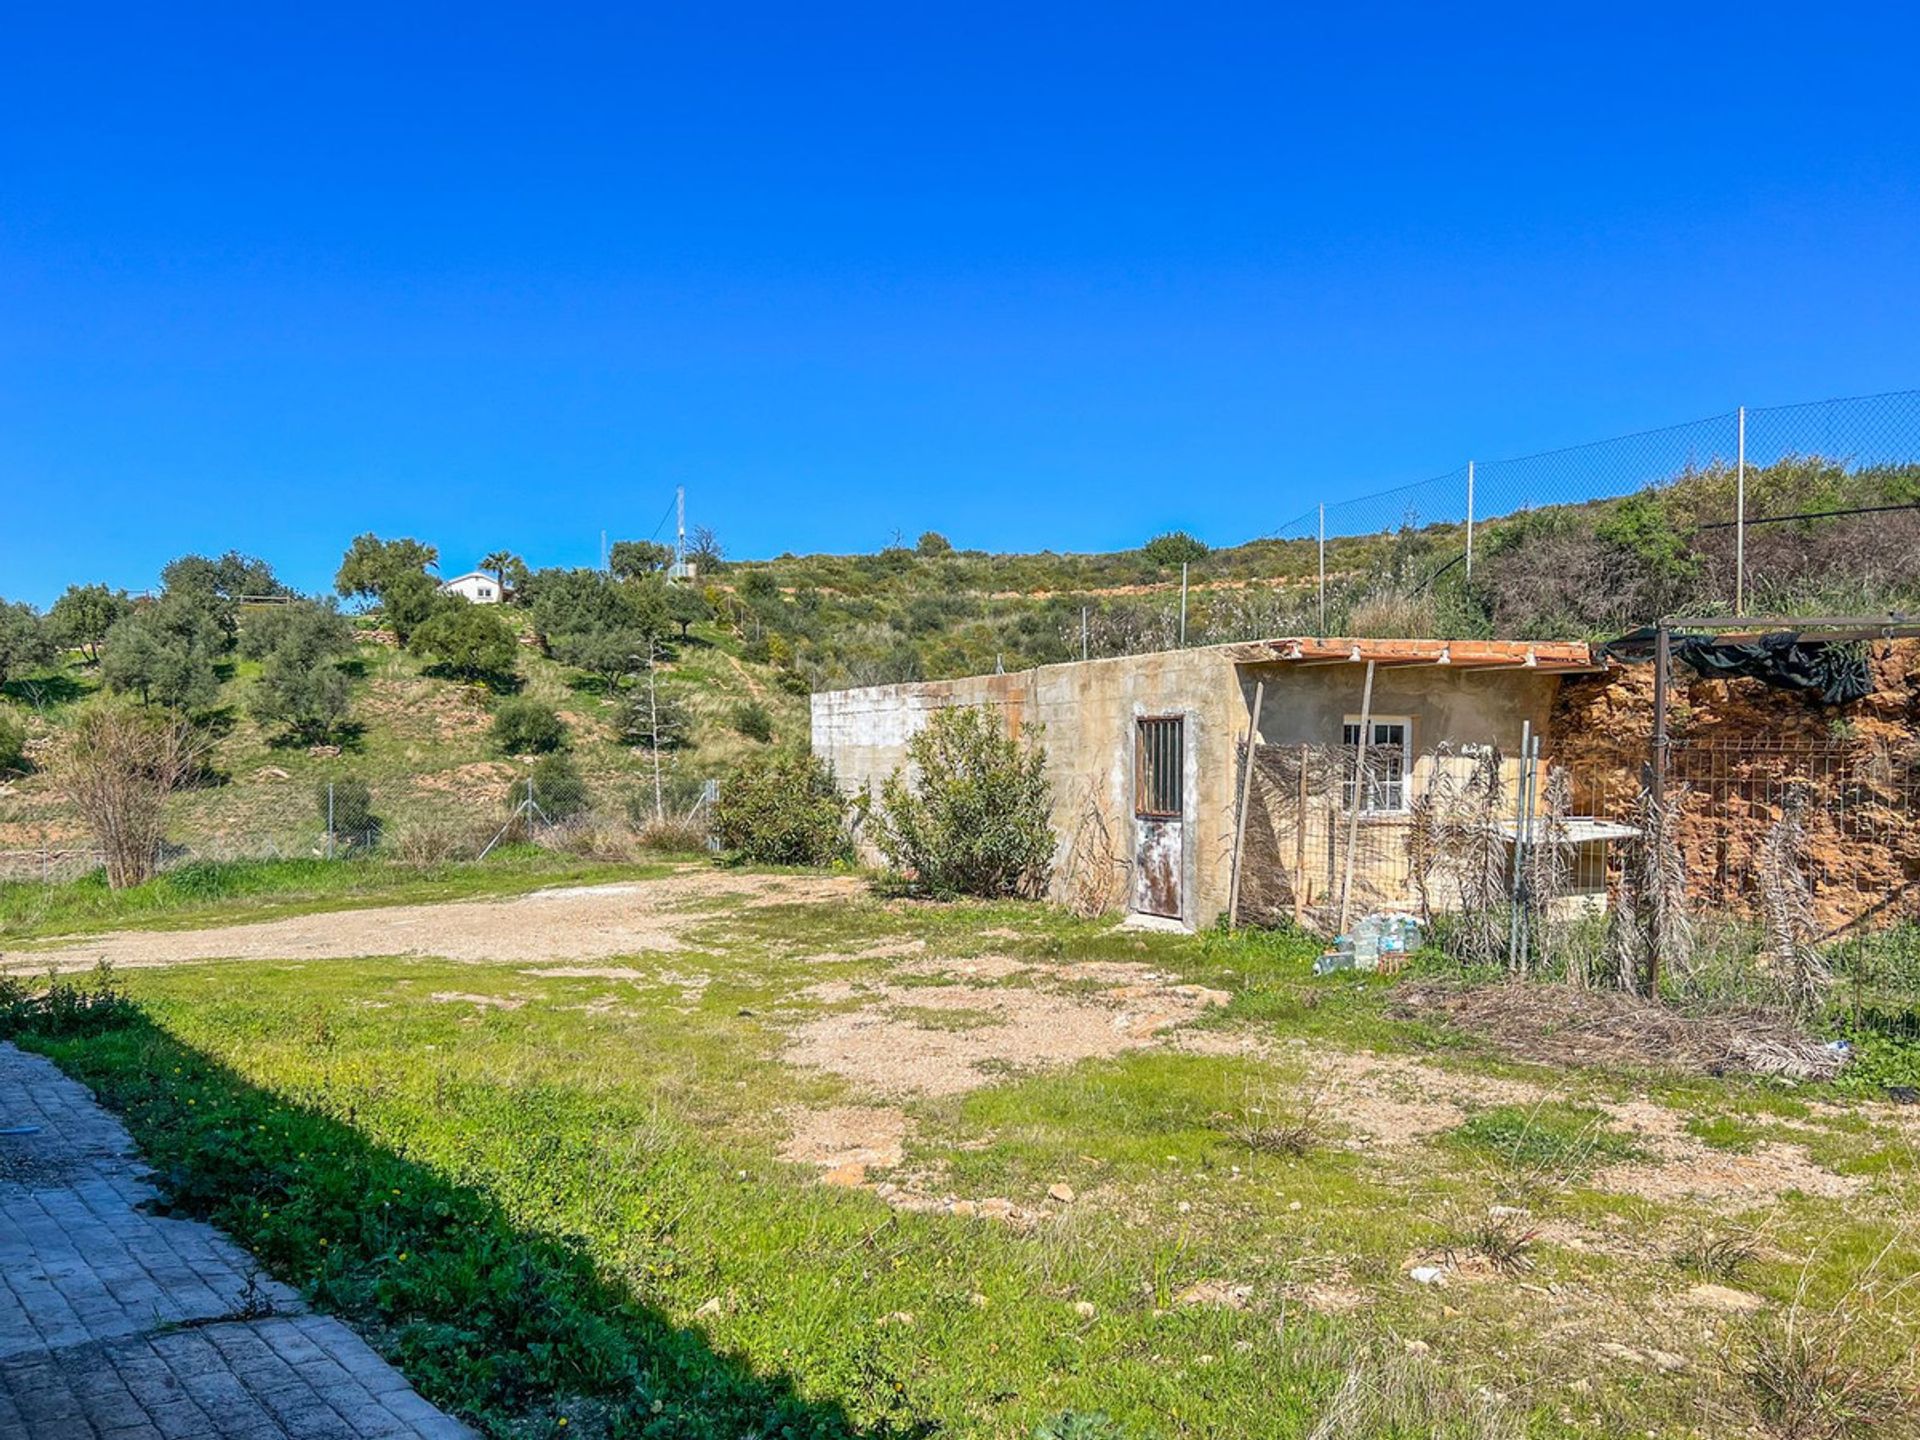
[1263,388,1920,629]
[0,766,718,887]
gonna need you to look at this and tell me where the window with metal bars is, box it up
[1135,716,1184,818]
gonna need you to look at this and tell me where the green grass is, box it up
[3,886,1913,1438]
[1445,1102,1643,1177]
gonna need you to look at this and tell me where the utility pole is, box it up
[676,486,687,575]
[1646,620,1672,997]
[1179,562,1188,646]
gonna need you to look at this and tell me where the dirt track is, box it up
[5,871,861,972]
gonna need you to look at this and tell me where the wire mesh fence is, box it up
[1233,731,1920,1006]
[1263,388,1920,631]
[0,768,718,887]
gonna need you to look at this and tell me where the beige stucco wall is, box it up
[811,643,1571,929]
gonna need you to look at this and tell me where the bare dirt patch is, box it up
[782,959,1230,1097]
[1298,1046,1860,1208]
[10,870,865,972]
[1590,1100,1861,1204]
[430,991,526,1011]
[779,1106,911,1176]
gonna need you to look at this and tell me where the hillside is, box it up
[715,452,1920,691]
[0,613,803,875]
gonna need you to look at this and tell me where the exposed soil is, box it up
[778,1105,910,1177]
[1299,1044,1859,1208]
[6,871,863,972]
[1551,638,1920,927]
[781,956,1230,1097]
[1591,1099,1861,1204]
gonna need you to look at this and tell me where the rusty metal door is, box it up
[1132,716,1184,918]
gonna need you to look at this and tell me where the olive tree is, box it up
[50,584,133,664]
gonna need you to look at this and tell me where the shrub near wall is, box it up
[714,752,850,866]
[874,704,1054,898]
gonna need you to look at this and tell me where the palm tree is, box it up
[481,550,520,601]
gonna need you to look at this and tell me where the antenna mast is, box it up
[676,487,687,572]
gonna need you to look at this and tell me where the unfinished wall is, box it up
[1551,639,1920,928]
[813,647,1248,926]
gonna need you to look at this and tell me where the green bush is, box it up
[732,699,774,743]
[409,600,518,681]
[490,696,567,755]
[316,776,379,843]
[714,751,849,866]
[1141,530,1208,567]
[0,707,26,775]
[518,752,590,822]
[872,704,1054,898]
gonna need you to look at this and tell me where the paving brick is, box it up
[1,1044,478,1439]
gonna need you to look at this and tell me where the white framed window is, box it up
[1341,715,1412,812]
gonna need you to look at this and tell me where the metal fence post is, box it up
[1734,406,1747,617]
[1316,504,1327,634]
[1464,460,1475,579]
[325,782,335,860]
[1178,562,1188,646]
[1081,605,1089,661]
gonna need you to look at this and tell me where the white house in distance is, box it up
[439,570,505,604]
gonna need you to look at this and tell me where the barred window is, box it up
[1135,716,1184,818]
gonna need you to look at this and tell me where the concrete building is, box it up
[811,637,1607,930]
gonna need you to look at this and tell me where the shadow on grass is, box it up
[1,670,91,709]
[10,1004,919,1440]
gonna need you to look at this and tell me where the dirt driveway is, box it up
[5,871,860,971]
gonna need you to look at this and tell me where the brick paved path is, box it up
[0,1043,475,1439]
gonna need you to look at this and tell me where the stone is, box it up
[1073,1301,1097,1319]
[1047,1183,1076,1203]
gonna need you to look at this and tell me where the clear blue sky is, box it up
[5,4,1918,604]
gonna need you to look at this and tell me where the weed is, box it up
[1673,1226,1760,1282]
[1033,1414,1131,1440]
[1222,1091,1326,1157]
[1736,1313,1911,1439]
[0,962,135,1039]
[1457,1208,1540,1275]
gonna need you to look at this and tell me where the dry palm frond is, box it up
[1759,786,1830,1016]
[1607,785,1693,995]
[1439,746,1510,966]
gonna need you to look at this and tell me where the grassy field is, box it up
[4,866,1916,1439]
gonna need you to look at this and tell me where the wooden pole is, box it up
[1293,742,1310,925]
[1647,620,1671,997]
[1226,679,1266,929]
[1336,660,1377,936]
